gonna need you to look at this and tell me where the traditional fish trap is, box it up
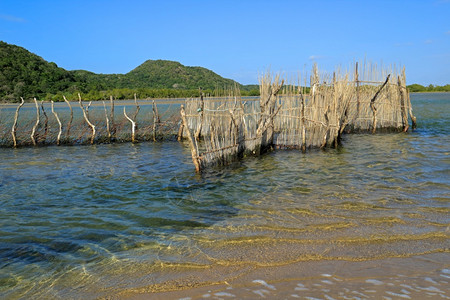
[274,68,354,150]
[0,95,180,147]
[179,76,287,171]
[347,63,415,133]
[180,62,417,172]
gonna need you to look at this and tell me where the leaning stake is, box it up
[78,93,96,144]
[63,95,73,138]
[123,106,136,143]
[180,105,201,172]
[40,100,49,143]
[11,97,25,147]
[51,100,62,145]
[102,101,111,141]
[30,97,40,146]
[370,74,390,134]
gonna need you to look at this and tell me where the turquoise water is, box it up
[0,93,449,299]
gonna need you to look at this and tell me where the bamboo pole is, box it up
[30,97,40,146]
[78,93,96,144]
[51,100,62,145]
[180,105,201,172]
[63,95,73,138]
[11,98,25,147]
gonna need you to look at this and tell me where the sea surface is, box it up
[0,93,449,299]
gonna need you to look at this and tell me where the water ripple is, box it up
[0,94,449,298]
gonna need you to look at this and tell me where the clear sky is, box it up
[1,0,449,85]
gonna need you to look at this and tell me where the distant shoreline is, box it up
[1,92,449,107]
[410,91,450,94]
[0,96,262,107]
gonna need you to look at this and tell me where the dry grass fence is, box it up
[179,62,417,172]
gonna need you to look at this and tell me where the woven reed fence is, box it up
[180,63,417,172]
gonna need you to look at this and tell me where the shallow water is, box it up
[0,93,449,299]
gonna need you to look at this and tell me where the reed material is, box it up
[181,62,415,172]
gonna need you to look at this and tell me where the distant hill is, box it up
[6,41,443,103]
[123,60,237,89]
[0,41,255,102]
[0,41,80,102]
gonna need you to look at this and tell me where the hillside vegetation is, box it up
[1,41,447,103]
[0,41,258,102]
[406,83,450,93]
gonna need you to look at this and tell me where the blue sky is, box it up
[1,0,449,85]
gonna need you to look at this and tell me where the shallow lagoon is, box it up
[0,93,449,299]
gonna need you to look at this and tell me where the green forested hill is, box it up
[0,41,254,102]
[0,41,80,101]
[123,60,237,89]
[4,41,445,103]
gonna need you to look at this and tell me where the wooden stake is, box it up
[321,107,329,148]
[102,101,111,141]
[299,87,306,152]
[152,99,159,142]
[177,122,184,141]
[195,90,204,141]
[40,100,49,143]
[132,93,140,123]
[398,76,409,132]
[355,62,360,122]
[180,105,201,172]
[229,108,241,155]
[370,74,390,134]
[110,96,116,139]
[123,106,136,143]
[51,100,62,145]
[407,89,417,129]
[31,97,40,146]
[78,93,96,144]
[333,73,338,148]
[11,98,25,147]
[63,95,73,138]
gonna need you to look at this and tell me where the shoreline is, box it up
[0,98,186,108]
[1,91,449,107]
[108,252,450,299]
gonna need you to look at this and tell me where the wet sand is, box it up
[112,252,449,299]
